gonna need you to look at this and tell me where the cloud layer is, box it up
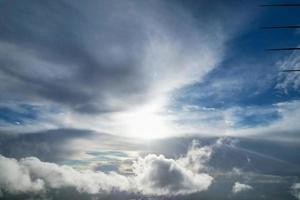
[0,140,213,197]
[0,0,248,138]
[0,0,228,114]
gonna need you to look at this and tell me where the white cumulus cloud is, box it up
[0,140,213,196]
[133,154,212,195]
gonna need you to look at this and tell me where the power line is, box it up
[281,69,300,72]
[266,48,300,51]
[261,25,300,29]
[260,3,300,7]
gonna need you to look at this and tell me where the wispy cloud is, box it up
[232,182,253,194]
[0,0,247,138]
[276,48,300,91]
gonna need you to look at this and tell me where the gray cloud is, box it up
[0,128,146,164]
[0,0,240,116]
[0,128,95,162]
[133,144,213,195]
[0,0,147,114]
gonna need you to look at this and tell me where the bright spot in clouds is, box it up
[112,100,174,139]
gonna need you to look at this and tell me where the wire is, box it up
[266,48,300,51]
[260,3,300,7]
[281,69,300,72]
[261,25,300,29]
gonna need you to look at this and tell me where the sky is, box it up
[0,0,300,199]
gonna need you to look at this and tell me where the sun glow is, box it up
[114,102,173,139]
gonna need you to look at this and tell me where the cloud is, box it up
[0,0,250,138]
[0,155,131,195]
[0,155,44,195]
[0,129,97,162]
[229,100,300,142]
[177,140,212,173]
[291,183,300,200]
[175,99,300,141]
[232,182,252,194]
[0,127,149,167]
[133,141,213,195]
[0,0,229,114]
[0,140,213,197]
[276,49,300,91]
[133,154,212,196]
